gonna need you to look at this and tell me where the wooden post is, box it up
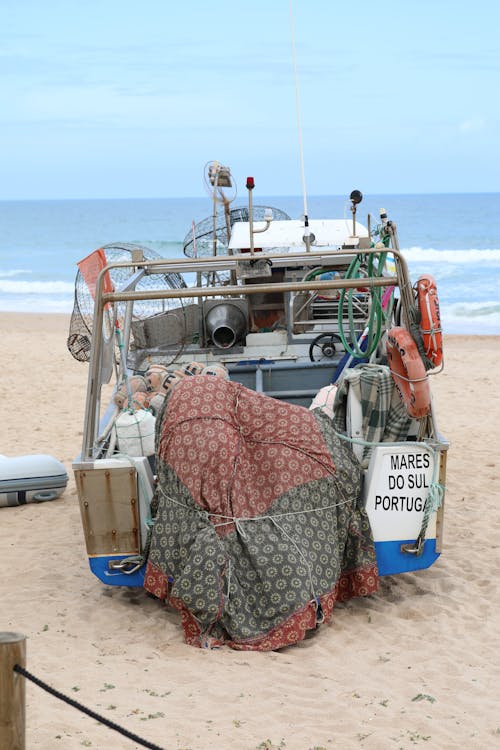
[0,632,26,750]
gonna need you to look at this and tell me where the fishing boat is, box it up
[69,162,448,649]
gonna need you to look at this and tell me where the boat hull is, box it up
[79,438,445,587]
[84,539,441,587]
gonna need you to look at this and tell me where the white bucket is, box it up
[114,409,156,457]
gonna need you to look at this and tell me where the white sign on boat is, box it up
[363,444,436,542]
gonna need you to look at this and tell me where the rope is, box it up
[157,483,347,622]
[12,664,166,750]
[332,429,445,554]
[161,413,339,479]
[389,369,430,385]
[270,515,317,601]
[115,321,133,408]
[209,499,352,527]
[156,489,332,622]
[157,484,352,527]
[412,480,444,550]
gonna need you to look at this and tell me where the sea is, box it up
[0,192,499,334]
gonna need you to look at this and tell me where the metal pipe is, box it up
[212,174,218,257]
[247,177,255,256]
[255,366,264,392]
[82,293,106,459]
[228,360,335,373]
[205,303,248,349]
[103,275,398,305]
[91,244,409,273]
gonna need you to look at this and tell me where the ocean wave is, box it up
[446,301,500,317]
[0,279,75,294]
[144,240,185,256]
[442,301,500,334]
[402,247,500,264]
[144,240,183,248]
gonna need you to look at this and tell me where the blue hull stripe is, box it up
[375,538,439,576]
[89,555,145,587]
[89,539,440,587]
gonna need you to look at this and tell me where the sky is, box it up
[1,0,499,199]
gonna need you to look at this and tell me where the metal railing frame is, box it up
[82,242,412,459]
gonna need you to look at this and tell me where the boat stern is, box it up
[73,456,154,586]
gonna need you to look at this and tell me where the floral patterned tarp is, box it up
[144,376,378,650]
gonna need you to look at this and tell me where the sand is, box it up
[1,312,499,750]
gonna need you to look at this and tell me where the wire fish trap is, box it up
[182,205,291,258]
[67,243,187,363]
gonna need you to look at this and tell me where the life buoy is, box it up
[416,274,443,368]
[386,327,431,419]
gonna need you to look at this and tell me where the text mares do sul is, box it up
[375,452,432,513]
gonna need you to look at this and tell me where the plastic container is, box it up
[114,409,156,457]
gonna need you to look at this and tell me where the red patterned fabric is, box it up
[145,559,378,650]
[144,376,378,650]
[157,377,336,534]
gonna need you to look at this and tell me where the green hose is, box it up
[337,252,389,359]
[304,254,392,360]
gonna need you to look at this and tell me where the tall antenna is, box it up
[289,0,310,249]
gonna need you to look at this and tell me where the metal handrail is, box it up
[81,244,412,459]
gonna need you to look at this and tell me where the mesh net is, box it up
[67,243,189,362]
[182,205,291,257]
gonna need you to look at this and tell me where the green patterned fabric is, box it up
[144,376,378,650]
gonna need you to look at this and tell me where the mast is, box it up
[289,0,311,251]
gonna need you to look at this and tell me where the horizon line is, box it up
[1,190,499,202]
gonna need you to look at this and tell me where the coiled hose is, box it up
[304,251,393,360]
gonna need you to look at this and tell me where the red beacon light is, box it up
[246,176,255,190]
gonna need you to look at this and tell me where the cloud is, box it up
[459,117,486,134]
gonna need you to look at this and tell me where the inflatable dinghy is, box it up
[0,454,68,507]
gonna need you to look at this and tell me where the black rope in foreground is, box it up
[13,664,166,750]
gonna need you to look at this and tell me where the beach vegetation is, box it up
[99,682,115,691]
[140,711,165,720]
[411,693,436,703]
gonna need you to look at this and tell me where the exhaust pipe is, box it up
[205,302,248,349]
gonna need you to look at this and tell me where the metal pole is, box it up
[0,632,26,750]
[104,274,397,304]
[246,177,255,256]
[212,174,218,257]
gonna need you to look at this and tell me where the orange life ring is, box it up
[416,274,443,368]
[386,327,431,419]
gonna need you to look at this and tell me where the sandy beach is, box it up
[1,312,499,750]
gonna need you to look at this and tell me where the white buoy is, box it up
[113,409,156,457]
